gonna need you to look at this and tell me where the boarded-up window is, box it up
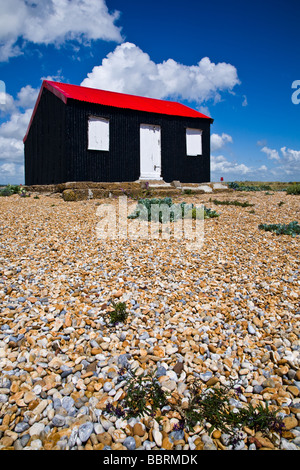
[88,116,109,151]
[186,128,202,156]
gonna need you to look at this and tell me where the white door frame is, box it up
[139,124,162,180]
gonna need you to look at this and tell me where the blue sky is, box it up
[0,0,299,184]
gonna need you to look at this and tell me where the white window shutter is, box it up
[88,117,109,151]
[186,128,202,156]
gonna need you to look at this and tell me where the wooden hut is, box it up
[24,80,213,185]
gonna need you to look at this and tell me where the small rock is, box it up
[283,416,298,430]
[78,422,94,443]
[123,436,136,450]
[133,423,145,437]
[152,429,162,447]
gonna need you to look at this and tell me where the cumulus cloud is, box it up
[16,85,39,109]
[258,143,300,178]
[211,154,251,175]
[0,84,39,182]
[211,133,233,152]
[260,146,281,161]
[81,42,241,104]
[0,0,122,61]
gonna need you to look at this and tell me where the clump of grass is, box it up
[286,184,300,195]
[210,198,254,208]
[109,300,128,325]
[258,221,300,236]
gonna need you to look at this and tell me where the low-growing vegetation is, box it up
[109,300,128,325]
[106,367,284,448]
[209,198,254,207]
[259,221,300,236]
[286,184,300,195]
[228,182,272,191]
[0,184,28,197]
[127,197,219,223]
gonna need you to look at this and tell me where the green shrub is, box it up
[228,182,272,192]
[286,184,300,195]
[127,197,219,223]
[0,184,21,196]
[109,300,128,325]
[258,221,300,236]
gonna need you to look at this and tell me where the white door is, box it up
[140,124,162,180]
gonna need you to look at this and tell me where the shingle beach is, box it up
[0,190,299,450]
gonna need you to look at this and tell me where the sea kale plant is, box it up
[127,197,219,223]
[259,221,300,237]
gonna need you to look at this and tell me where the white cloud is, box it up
[260,146,281,161]
[0,91,17,115]
[0,161,23,183]
[257,144,300,178]
[0,108,33,140]
[0,84,38,183]
[0,0,122,61]
[16,85,39,109]
[81,42,240,104]
[211,154,251,175]
[280,146,300,164]
[211,133,233,152]
[242,95,248,107]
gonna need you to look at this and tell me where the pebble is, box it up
[0,192,299,451]
[78,422,94,443]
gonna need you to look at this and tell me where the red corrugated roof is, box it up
[24,80,212,142]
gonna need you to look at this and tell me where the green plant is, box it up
[210,198,254,208]
[109,300,128,325]
[117,368,168,418]
[258,221,300,236]
[181,381,284,440]
[286,184,300,195]
[0,184,21,196]
[107,369,284,448]
[127,197,219,223]
[228,182,272,192]
[186,206,219,219]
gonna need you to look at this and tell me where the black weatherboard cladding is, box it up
[25,88,66,185]
[65,99,211,183]
[24,89,211,185]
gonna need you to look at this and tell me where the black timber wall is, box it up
[65,99,211,184]
[25,91,212,185]
[24,89,66,185]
